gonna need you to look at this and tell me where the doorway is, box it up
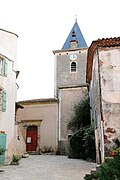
[26,126,38,151]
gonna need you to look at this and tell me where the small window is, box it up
[71,62,76,72]
[68,134,72,139]
[2,90,7,112]
[4,61,8,77]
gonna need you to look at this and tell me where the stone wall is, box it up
[100,48,120,154]
[91,47,120,162]
[54,49,87,97]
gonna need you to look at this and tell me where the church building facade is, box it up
[16,20,88,155]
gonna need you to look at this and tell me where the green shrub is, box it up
[12,154,21,162]
[83,125,96,161]
[84,172,100,180]
[100,153,120,179]
[69,127,86,159]
[69,125,96,161]
[68,95,95,161]
[84,152,120,180]
[0,146,6,155]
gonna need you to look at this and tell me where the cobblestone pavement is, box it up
[0,155,96,180]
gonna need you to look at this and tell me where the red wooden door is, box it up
[26,126,38,151]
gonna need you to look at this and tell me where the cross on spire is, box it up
[75,15,77,22]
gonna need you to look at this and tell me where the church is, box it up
[16,20,88,155]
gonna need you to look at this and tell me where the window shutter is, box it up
[0,60,4,75]
[2,90,6,112]
[4,61,8,77]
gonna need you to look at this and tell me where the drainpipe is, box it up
[97,47,105,163]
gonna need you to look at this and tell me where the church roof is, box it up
[62,20,87,49]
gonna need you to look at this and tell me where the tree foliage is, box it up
[68,95,96,161]
[83,125,96,160]
[69,124,96,161]
[67,96,91,132]
[69,127,86,159]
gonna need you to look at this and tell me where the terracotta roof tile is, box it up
[86,37,120,87]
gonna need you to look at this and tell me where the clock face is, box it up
[69,54,77,60]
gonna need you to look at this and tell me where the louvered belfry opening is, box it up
[71,61,76,72]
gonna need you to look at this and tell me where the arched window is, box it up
[71,62,76,72]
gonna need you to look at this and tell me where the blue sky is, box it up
[0,0,120,100]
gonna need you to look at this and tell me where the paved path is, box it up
[0,155,96,180]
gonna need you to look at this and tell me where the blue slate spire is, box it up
[62,20,87,49]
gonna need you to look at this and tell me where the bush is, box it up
[83,125,96,161]
[69,127,86,159]
[84,152,120,180]
[0,146,6,155]
[12,154,21,162]
[69,125,96,161]
[68,95,95,161]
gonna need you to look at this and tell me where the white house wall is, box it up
[0,29,18,164]
[0,29,17,64]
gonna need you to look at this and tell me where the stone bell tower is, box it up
[53,19,88,154]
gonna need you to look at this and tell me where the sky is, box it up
[0,0,120,101]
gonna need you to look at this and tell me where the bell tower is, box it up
[53,20,88,154]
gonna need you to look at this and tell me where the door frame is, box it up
[26,125,38,152]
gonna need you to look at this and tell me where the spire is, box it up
[62,20,87,49]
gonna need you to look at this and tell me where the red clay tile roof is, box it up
[86,37,120,87]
